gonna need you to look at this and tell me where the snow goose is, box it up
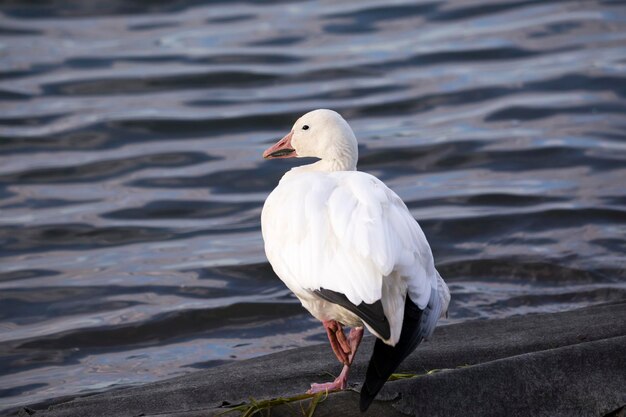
[261,109,450,411]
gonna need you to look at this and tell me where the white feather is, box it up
[262,170,442,344]
[261,109,449,346]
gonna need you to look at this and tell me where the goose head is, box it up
[263,109,358,171]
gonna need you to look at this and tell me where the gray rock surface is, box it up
[17,301,626,417]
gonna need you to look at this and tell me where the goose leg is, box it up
[321,320,350,365]
[307,326,364,394]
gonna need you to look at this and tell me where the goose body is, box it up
[261,109,450,411]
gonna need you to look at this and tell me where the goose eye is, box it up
[302,125,309,130]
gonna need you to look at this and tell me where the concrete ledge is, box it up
[19,301,626,417]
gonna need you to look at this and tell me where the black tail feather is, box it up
[359,296,425,412]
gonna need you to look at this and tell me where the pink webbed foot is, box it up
[307,364,349,394]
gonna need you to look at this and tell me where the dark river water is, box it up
[1,0,626,412]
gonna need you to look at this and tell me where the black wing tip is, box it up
[359,394,374,412]
[359,383,380,412]
[359,296,427,412]
[359,340,393,412]
[376,323,391,340]
[313,288,391,340]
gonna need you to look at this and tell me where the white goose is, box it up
[261,109,450,411]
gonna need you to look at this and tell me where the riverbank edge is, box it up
[14,301,626,417]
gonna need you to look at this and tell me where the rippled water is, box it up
[1,0,626,412]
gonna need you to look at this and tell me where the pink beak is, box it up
[263,131,297,159]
